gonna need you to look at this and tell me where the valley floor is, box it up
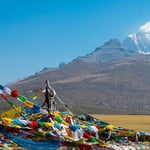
[93,114,150,132]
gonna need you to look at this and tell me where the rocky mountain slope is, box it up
[1,21,150,114]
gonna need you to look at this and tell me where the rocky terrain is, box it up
[1,21,150,114]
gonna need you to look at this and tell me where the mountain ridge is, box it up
[2,21,150,114]
[76,39,138,63]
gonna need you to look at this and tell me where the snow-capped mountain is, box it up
[6,21,150,114]
[124,21,150,54]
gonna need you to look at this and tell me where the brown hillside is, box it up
[2,55,150,114]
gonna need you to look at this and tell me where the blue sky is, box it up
[0,0,150,85]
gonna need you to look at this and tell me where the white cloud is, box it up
[139,21,150,32]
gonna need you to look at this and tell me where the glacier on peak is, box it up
[124,21,150,54]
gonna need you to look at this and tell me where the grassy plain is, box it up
[93,115,150,132]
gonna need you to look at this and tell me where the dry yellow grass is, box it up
[93,115,150,132]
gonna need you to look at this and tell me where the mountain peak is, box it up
[104,39,121,44]
[139,21,150,33]
[76,39,135,64]
[102,39,122,47]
